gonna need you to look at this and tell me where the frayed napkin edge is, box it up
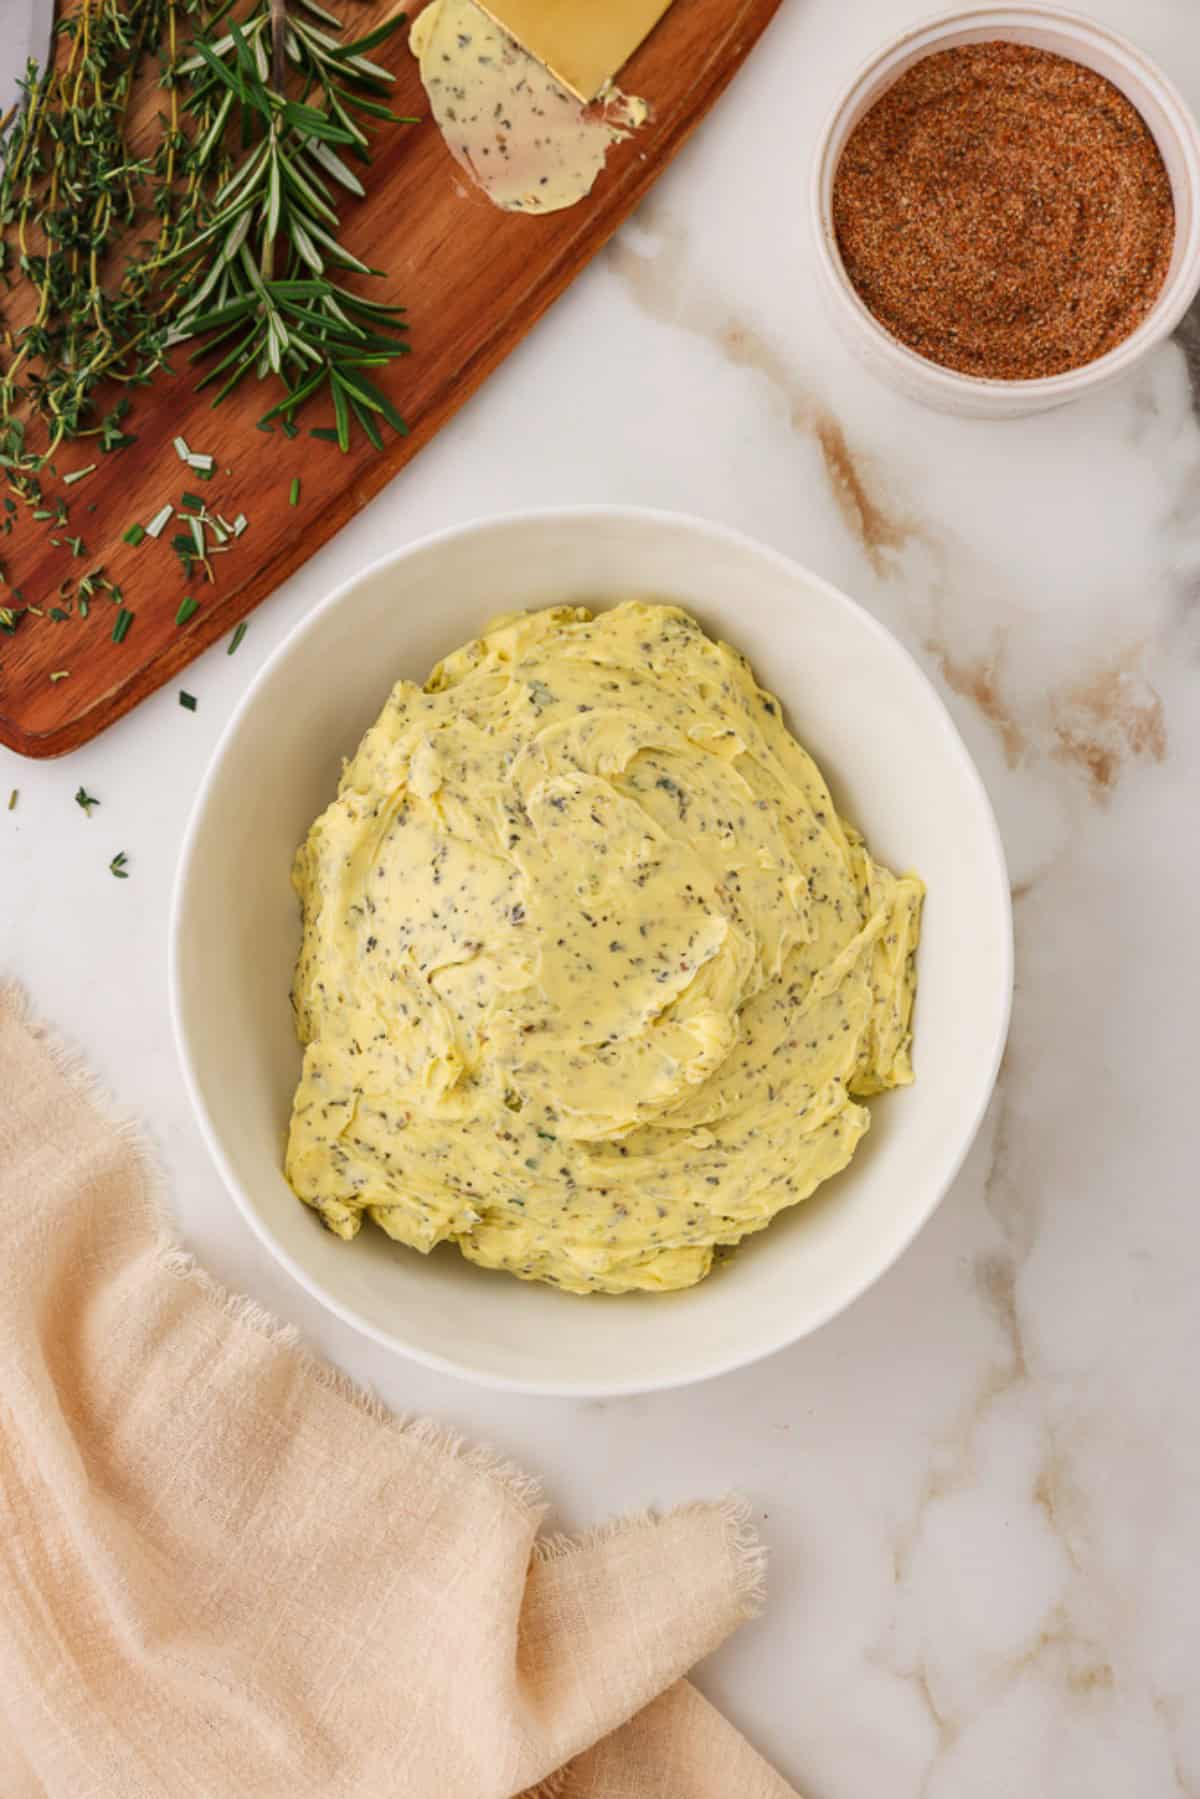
[534,1497,768,1621]
[0,977,543,1516]
[1,979,772,1599]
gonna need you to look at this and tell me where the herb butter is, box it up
[410,0,647,214]
[286,603,924,1295]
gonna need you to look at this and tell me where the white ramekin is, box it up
[810,5,1200,417]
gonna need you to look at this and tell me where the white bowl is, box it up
[170,509,1012,1396]
[810,5,1200,417]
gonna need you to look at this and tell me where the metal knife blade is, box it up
[475,0,675,103]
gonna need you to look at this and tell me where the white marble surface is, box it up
[5,1,1200,1791]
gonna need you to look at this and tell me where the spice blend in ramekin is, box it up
[831,42,1175,381]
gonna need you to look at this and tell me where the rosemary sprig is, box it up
[172,0,413,449]
[0,0,411,481]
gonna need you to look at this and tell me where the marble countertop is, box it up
[5,1,1199,1791]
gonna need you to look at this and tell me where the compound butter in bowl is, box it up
[171,509,1011,1395]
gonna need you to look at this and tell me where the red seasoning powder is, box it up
[831,42,1176,381]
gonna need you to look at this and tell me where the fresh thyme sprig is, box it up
[171,0,413,449]
[0,1,214,470]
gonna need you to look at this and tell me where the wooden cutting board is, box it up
[0,0,782,759]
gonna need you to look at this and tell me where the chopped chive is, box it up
[145,503,173,539]
[78,596,89,618]
[179,690,197,711]
[111,607,133,644]
[189,516,205,557]
[7,788,17,811]
[109,851,129,879]
[32,508,53,520]
[255,420,275,434]
[63,464,96,487]
[281,419,299,440]
[123,522,146,545]
[175,596,199,626]
[310,427,339,442]
[180,491,205,513]
[48,607,69,622]
[75,786,100,816]
[48,669,70,682]
[288,476,301,507]
[228,620,248,655]
[232,513,247,537]
[173,435,190,462]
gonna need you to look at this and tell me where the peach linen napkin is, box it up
[0,986,800,1799]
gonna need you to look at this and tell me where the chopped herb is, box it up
[232,514,248,538]
[62,465,96,487]
[145,504,173,540]
[123,523,146,546]
[48,669,69,682]
[7,789,16,811]
[175,596,199,626]
[109,852,129,879]
[75,787,100,816]
[173,436,191,463]
[48,607,69,622]
[310,428,340,443]
[186,452,214,473]
[180,492,205,514]
[179,690,197,711]
[228,620,248,655]
[289,477,301,507]
[78,596,89,618]
[111,608,133,644]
